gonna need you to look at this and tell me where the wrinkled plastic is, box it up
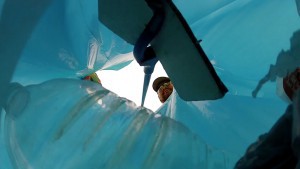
[3,79,238,169]
[1,0,300,168]
[158,90,285,156]
[2,0,133,86]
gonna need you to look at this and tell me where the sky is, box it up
[97,57,168,111]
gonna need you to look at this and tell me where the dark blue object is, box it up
[133,0,165,66]
[141,48,158,106]
[133,0,166,106]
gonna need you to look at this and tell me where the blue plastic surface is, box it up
[1,0,300,168]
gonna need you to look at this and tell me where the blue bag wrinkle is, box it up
[2,79,237,169]
[1,0,133,86]
[157,90,286,156]
[1,0,300,168]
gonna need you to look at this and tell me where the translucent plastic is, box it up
[2,79,238,169]
[1,0,300,168]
